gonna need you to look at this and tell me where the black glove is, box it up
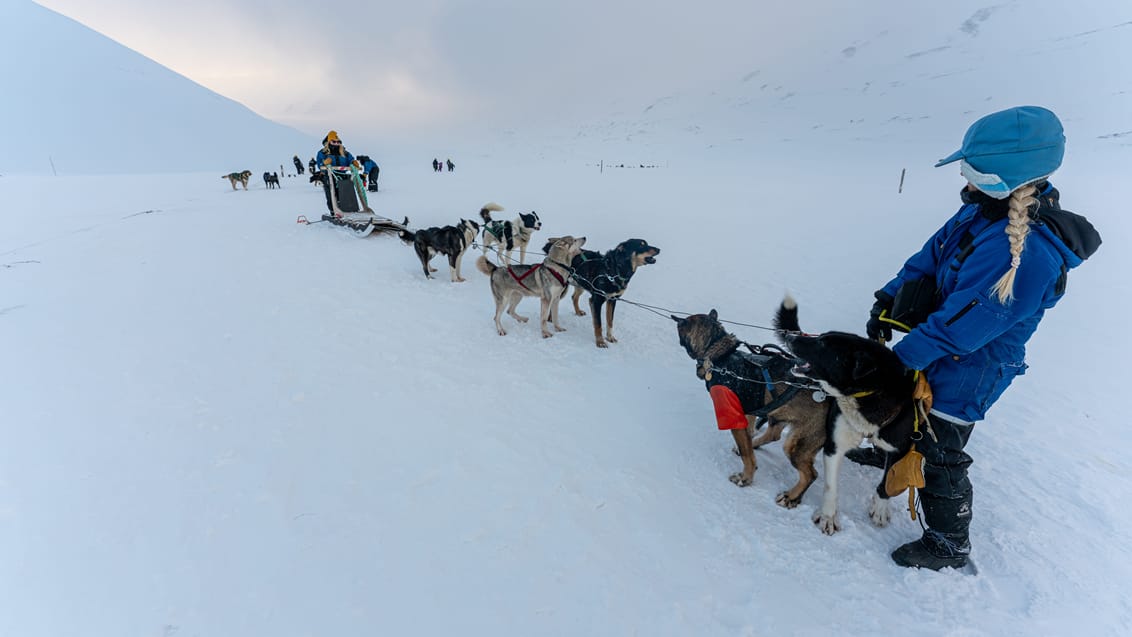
[866,291,895,342]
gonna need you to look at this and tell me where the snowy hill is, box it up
[0,1,312,176]
[490,1,1132,163]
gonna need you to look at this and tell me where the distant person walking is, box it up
[293,155,304,175]
[446,158,455,172]
[432,158,441,172]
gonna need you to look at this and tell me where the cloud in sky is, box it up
[34,0,888,140]
[33,0,1132,153]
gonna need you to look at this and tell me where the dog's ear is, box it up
[852,350,877,380]
[709,309,718,320]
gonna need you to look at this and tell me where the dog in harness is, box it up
[674,309,836,507]
[476,236,585,338]
[479,203,542,265]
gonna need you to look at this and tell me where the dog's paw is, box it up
[554,325,566,332]
[606,335,618,343]
[868,494,892,527]
[728,472,752,487]
[812,510,841,535]
[542,331,553,338]
[775,492,801,509]
[575,309,587,316]
[429,266,438,272]
[731,446,741,456]
[515,315,529,323]
[454,277,466,283]
[595,340,608,349]
[497,328,507,336]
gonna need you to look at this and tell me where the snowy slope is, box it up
[0,1,311,176]
[493,1,1132,162]
[1,152,1129,636]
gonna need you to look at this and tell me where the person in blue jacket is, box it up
[356,155,380,192]
[315,130,359,212]
[857,106,1100,570]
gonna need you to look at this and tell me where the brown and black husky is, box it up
[674,309,833,507]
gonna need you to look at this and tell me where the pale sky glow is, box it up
[22,0,1132,160]
[33,0,880,142]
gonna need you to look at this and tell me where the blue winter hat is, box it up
[935,106,1065,199]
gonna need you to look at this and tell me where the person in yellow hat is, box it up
[315,130,361,212]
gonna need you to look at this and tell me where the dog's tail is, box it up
[475,255,497,276]
[398,229,417,244]
[479,202,504,222]
[773,294,800,340]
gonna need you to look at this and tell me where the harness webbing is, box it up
[507,263,566,290]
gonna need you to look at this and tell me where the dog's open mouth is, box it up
[791,361,812,376]
[644,255,657,264]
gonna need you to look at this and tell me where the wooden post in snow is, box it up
[898,168,906,194]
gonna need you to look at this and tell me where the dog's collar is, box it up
[548,258,575,273]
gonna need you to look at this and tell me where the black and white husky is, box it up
[776,296,917,535]
[398,218,480,282]
[479,203,542,265]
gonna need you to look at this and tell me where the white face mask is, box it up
[959,159,1012,199]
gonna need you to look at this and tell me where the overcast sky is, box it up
[34,0,927,141]
[34,0,1132,151]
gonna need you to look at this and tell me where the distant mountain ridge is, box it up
[0,1,313,175]
[491,2,1132,162]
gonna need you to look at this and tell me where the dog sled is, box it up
[300,164,408,237]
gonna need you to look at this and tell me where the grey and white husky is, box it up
[476,235,585,337]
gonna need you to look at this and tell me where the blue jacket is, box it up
[316,145,355,168]
[880,184,1099,422]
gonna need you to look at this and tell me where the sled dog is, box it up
[558,238,660,348]
[476,235,585,337]
[222,170,252,191]
[673,309,834,505]
[479,203,542,265]
[777,296,918,535]
[399,218,480,282]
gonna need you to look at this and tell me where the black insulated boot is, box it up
[845,445,888,469]
[892,492,972,570]
[891,529,970,570]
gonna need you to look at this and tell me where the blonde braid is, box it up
[989,184,1039,304]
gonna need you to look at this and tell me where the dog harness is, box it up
[703,346,809,430]
[507,263,566,291]
[484,220,509,242]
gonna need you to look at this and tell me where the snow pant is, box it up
[919,414,975,549]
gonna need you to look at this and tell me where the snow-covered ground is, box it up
[2,153,1129,636]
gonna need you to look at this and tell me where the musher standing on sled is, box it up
[316,130,359,213]
[854,106,1101,570]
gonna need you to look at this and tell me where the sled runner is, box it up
[307,164,408,236]
[317,211,410,237]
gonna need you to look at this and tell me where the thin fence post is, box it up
[898,168,906,193]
